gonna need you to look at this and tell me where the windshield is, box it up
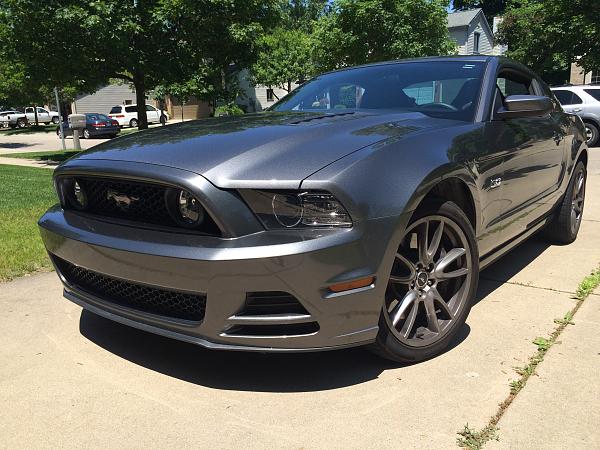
[272,61,485,121]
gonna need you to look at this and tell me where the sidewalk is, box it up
[488,289,600,449]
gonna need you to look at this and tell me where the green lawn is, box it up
[2,149,81,163]
[1,124,57,135]
[0,165,56,281]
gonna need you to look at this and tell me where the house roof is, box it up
[447,8,484,28]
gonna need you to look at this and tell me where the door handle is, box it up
[573,108,583,112]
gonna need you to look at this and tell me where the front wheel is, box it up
[82,129,91,139]
[372,201,479,362]
[51,116,59,124]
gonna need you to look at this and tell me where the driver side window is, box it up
[494,71,534,113]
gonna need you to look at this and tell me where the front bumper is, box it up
[39,196,409,352]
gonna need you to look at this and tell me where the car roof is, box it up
[551,85,600,90]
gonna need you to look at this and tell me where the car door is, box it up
[146,105,159,123]
[489,68,568,242]
[24,107,34,121]
[552,89,584,115]
[37,107,50,123]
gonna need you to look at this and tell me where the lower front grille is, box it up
[53,256,206,322]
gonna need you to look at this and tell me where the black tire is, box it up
[543,161,586,244]
[82,129,90,139]
[129,118,138,128]
[584,122,599,147]
[372,200,479,363]
[17,118,27,128]
[51,116,59,124]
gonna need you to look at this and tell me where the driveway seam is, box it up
[479,276,575,295]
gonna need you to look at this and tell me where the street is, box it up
[0,150,598,449]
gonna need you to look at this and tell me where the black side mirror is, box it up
[497,95,553,119]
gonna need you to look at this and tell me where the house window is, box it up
[266,88,275,102]
[591,71,600,84]
[473,32,481,54]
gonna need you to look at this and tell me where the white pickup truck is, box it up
[24,106,60,124]
[0,110,28,128]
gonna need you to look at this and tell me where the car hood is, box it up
[73,111,462,188]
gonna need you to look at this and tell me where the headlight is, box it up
[240,190,352,229]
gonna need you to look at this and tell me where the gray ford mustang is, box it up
[39,56,588,362]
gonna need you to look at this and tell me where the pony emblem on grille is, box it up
[106,190,140,210]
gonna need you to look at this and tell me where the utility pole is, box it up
[54,87,66,151]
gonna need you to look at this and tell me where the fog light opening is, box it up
[328,276,375,293]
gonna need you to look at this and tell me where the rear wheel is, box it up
[543,161,586,244]
[129,118,138,128]
[584,122,598,147]
[16,118,27,128]
[372,201,479,362]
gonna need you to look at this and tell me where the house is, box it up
[72,83,212,120]
[447,8,499,56]
[570,61,600,85]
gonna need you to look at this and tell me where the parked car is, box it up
[551,85,600,147]
[24,106,60,124]
[56,113,120,139]
[0,110,28,128]
[108,104,169,128]
[39,56,587,362]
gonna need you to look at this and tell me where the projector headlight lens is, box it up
[241,190,352,229]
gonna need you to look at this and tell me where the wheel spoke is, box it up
[424,295,440,333]
[399,301,419,338]
[434,247,467,279]
[417,221,430,265]
[390,253,415,284]
[431,286,454,320]
[391,290,418,326]
[427,220,444,264]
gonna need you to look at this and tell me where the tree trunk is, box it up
[33,104,39,126]
[287,80,291,93]
[133,71,148,130]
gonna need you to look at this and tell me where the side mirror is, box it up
[497,95,553,119]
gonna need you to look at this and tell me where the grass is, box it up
[0,165,56,281]
[1,149,81,163]
[1,124,57,135]
[457,266,600,449]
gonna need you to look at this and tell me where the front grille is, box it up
[60,176,220,235]
[54,256,206,322]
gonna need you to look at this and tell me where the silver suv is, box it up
[551,85,600,147]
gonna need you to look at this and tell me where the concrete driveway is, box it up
[0,150,598,449]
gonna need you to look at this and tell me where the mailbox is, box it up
[68,114,86,129]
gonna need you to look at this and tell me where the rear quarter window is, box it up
[109,106,122,114]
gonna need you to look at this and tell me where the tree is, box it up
[1,0,279,129]
[452,1,507,23]
[312,0,456,72]
[497,0,600,83]
[252,28,315,93]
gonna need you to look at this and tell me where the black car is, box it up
[56,113,120,139]
[40,57,587,362]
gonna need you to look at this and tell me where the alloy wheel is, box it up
[383,215,472,347]
[570,170,585,234]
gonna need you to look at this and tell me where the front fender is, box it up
[301,123,481,223]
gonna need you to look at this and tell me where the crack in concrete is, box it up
[479,276,575,295]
